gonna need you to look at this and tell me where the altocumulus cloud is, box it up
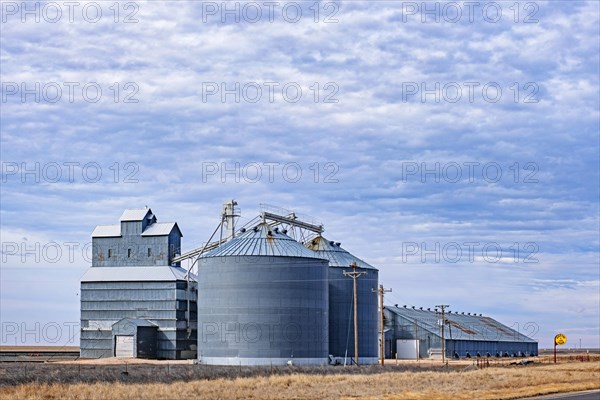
[1,1,598,347]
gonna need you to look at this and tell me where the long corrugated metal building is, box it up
[197,223,330,366]
[384,306,538,359]
[80,208,197,359]
[306,236,379,365]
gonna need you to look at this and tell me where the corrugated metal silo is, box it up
[197,223,329,365]
[306,236,379,364]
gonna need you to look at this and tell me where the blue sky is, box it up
[1,1,598,349]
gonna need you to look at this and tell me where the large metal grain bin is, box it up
[197,223,329,366]
[306,236,379,365]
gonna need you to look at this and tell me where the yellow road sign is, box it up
[554,333,567,346]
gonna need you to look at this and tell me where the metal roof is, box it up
[202,223,328,259]
[113,318,158,328]
[305,235,377,270]
[386,306,537,343]
[141,222,181,237]
[92,221,180,238]
[81,266,196,282]
[120,208,153,222]
[91,224,121,238]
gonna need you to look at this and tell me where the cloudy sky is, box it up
[1,1,598,348]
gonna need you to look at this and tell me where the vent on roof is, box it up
[336,242,341,246]
[267,230,273,236]
[427,308,431,311]
[419,307,423,310]
[411,306,415,309]
[329,241,335,246]
[240,228,246,233]
[394,304,398,307]
[273,227,279,233]
[311,240,317,245]
[282,229,287,234]
[403,305,407,308]
[253,226,258,232]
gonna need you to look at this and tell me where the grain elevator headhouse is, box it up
[80,208,196,360]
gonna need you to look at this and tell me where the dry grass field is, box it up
[0,360,598,400]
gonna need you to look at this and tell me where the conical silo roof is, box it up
[202,223,326,259]
[305,235,377,270]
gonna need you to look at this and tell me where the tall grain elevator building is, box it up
[80,208,197,359]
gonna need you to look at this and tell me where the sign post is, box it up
[554,333,567,363]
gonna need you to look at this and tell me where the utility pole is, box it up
[344,262,366,366]
[373,284,391,365]
[436,305,449,364]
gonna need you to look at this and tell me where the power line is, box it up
[373,284,392,365]
[435,304,450,364]
[344,286,354,367]
[343,262,367,366]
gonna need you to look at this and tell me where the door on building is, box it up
[397,339,420,359]
[115,335,135,357]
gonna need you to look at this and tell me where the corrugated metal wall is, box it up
[93,235,174,267]
[80,280,196,359]
[328,267,379,362]
[447,340,538,357]
[387,311,442,358]
[197,256,329,365]
[82,210,192,360]
[385,309,538,358]
[111,319,159,359]
[304,236,380,364]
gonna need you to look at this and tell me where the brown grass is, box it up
[0,362,598,400]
